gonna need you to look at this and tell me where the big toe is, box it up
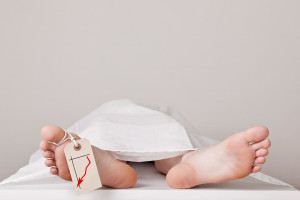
[244,126,269,143]
[41,126,70,144]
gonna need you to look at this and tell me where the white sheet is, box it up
[0,99,296,193]
[66,99,194,161]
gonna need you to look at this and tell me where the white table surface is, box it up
[1,162,298,200]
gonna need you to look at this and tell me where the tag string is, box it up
[45,130,79,148]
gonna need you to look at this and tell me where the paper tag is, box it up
[64,138,102,195]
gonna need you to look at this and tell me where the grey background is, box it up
[0,0,299,189]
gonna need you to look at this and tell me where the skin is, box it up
[40,126,270,189]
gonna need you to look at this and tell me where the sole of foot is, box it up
[166,126,271,189]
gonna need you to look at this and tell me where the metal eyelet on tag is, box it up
[74,143,81,151]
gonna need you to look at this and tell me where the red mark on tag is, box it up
[77,156,91,187]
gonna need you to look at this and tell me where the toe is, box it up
[50,167,58,175]
[252,139,271,150]
[252,165,261,173]
[41,126,67,144]
[244,126,269,143]
[39,141,56,152]
[254,157,266,164]
[43,151,55,159]
[45,159,56,167]
[256,149,269,157]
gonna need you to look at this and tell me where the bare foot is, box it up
[166,126,271,189]
[39,126,137,188]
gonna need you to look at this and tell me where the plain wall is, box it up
[0,0,299,189]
